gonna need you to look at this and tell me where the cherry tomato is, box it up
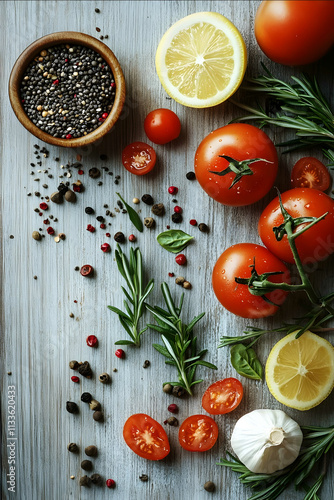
[255,1,334,66]
[123,414,170,460]
[122,142,156,175]
[259,188,334,266]
[291,157,331,192]
[202,378,243,415]
[178,415,218,452]
[194,124,278,206]
[144,108,181,145]
[212,243,290,319]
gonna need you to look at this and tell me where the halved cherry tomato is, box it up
[144,108,181,145]
[178,415,218,452]
[123,413,170,460]
[202,378,243,415]
[122,142,156,175]
[291,157,331,192]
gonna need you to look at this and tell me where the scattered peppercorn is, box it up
[69,312,74,318]
[99,372,110,384]
[89,167,101,179]
[67,442,79,453]
[85,445,98,457]
[71,376,80,383]
[139,474,148,482]
[33,275,38,280]
[204,481,215,492]
[93,411,103,421]
[81,460,93,471]
[152,203,165,216]
[81,392,93,403]
[100,223,106,229]
[167,416,179,426]
[64,189,76,202]
[168,404,179,414]
[86,335,98,348]
[32,231,41,241]
[175,276,185,286]
[39,202,48,210]
[69,360,79,370]
[144,217,155,228]
[58,233,66,240]
[66,401,78,414]
[115,349,124,359]
[95,7,100,12]
[128,234,136,242]
[96,215,105,222]
[46,227,55,235]
[89,400,101,411]
[163,383,173,394]
[168,186,178,195]
[186,171,196,180]
[182,281,192,290]
[172,213,182,223]
[172,385,185,397]
[174,206,182,214]
[106,479,116,488]
[79,475,91,487]
[141,194,153,205]
[85,207,95,215]
[86,224,96,233]
[189,219,197,226]
[168,272,175,277]
[143,360,150,369]
[175,254,187,266]
[114,231,125,243]
[132,197,140,204]
[78,361,92,378]
[198,223,209,232]
[101,242,111,252]
[91,473,103,485]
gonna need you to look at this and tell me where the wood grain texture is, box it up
[1,1,333,499]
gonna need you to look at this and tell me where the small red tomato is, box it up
[101,243,111,253]
[106,479,116,488]
[144,109,181,145]
[71,376,80,383]
[115,349,124,359]
[291,157,331,192]
[80,265,94,277]
[122,142,156,176]
[86,335,98,347]
[202,378,243,415]
[175,254,187,266]
[178,415,218,452]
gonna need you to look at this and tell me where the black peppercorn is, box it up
[67,442,79,453]
[186,171,196,180]
[141,194,154,205]
[78,361,92,378]
[143,360,150,369]
[85,445,98,456]
[99,373,110,384]
[95,7,100,13]
[91,473,103,485]
[114,231,125,243]
[69,360,79,370]
[152,203,165,216]
[172,385,185,397]
[166,416,178,426]
[81,460,93,471]
[204,481,215,492]
[144,217,155,228]
[79,475,91,487]
[57,183,68,195]
[89,167,101,179]
[198,223,209,232]
[93,410,103,421]
[163,383,173,394]
[96,215,104,222]
[85,207,95,215]
[81,392,93,403]
[172,213,183,223]
[66,401,78,414]
[139,474,149,482]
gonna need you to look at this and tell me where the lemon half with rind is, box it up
[266,331,334,411]
[155,12,247,108]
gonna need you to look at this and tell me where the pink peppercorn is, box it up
[168,272,174,277]
[86,224,95,233]
[189,219,197,226]
[43,219,50,225]
[115,349,124,359]
[106,233,111,237]
[101,243,111,253]
[71,376,80,383]
[39,202,48,210]
[52,79,59,86]
[73,184,82,193]
[47,227,55,235]
[110,82,116,88]
[175,254,187,266]
[106,479,116,488]
[128,234,136,242]
[100,223,106,229]
[78,169,84,175]
[66,134,72,139]
[168,403,179,414]
[102,112,108,119]
[86,335,98,348]
[168,186,178,195]
[174,206,182,214]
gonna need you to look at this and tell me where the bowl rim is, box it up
[8,31,126,148]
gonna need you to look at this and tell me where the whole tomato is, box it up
[194,124,278,206]
[144,108,181,144]
[259,188,334,266]
[255,1,334,65]
[212,243,290,318]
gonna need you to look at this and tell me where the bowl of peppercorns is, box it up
[9,31,126,148]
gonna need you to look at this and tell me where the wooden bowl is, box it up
[8,31,126,148]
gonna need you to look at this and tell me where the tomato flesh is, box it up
[259,188,334,265]
[178,415,218,452]
[291,157,331,192]
[194,124,278,206]
[212,243,290,319]
[123,414,170,460]
[144,108,181,145]
[122,142,156,175]
[202,378,243,415]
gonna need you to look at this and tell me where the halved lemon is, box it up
[155,12,247,108]
[266,331,334,411]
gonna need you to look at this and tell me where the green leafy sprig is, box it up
[157,229,194,253]
[146,283,217,395]
[117,193,143,232]
[217,424,334,500]
[108,245,154,346]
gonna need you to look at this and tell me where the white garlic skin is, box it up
[231,409,303,474]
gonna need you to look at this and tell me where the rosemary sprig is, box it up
[108,245,154,346]
[217,424,334,500]
[231,64,334,155]
[146,282,217,395]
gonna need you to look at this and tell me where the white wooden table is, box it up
[1,1,333,499]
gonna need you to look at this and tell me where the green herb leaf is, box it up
[230,344,263,380]
[157,229,194,253]
[114,340,137,346]
[116,193,143,232]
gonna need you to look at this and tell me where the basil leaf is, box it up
[157,229,194,253]
[116,193,143,232]
[230,344,263,380]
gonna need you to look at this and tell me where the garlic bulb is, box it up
[231,409,303,474]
